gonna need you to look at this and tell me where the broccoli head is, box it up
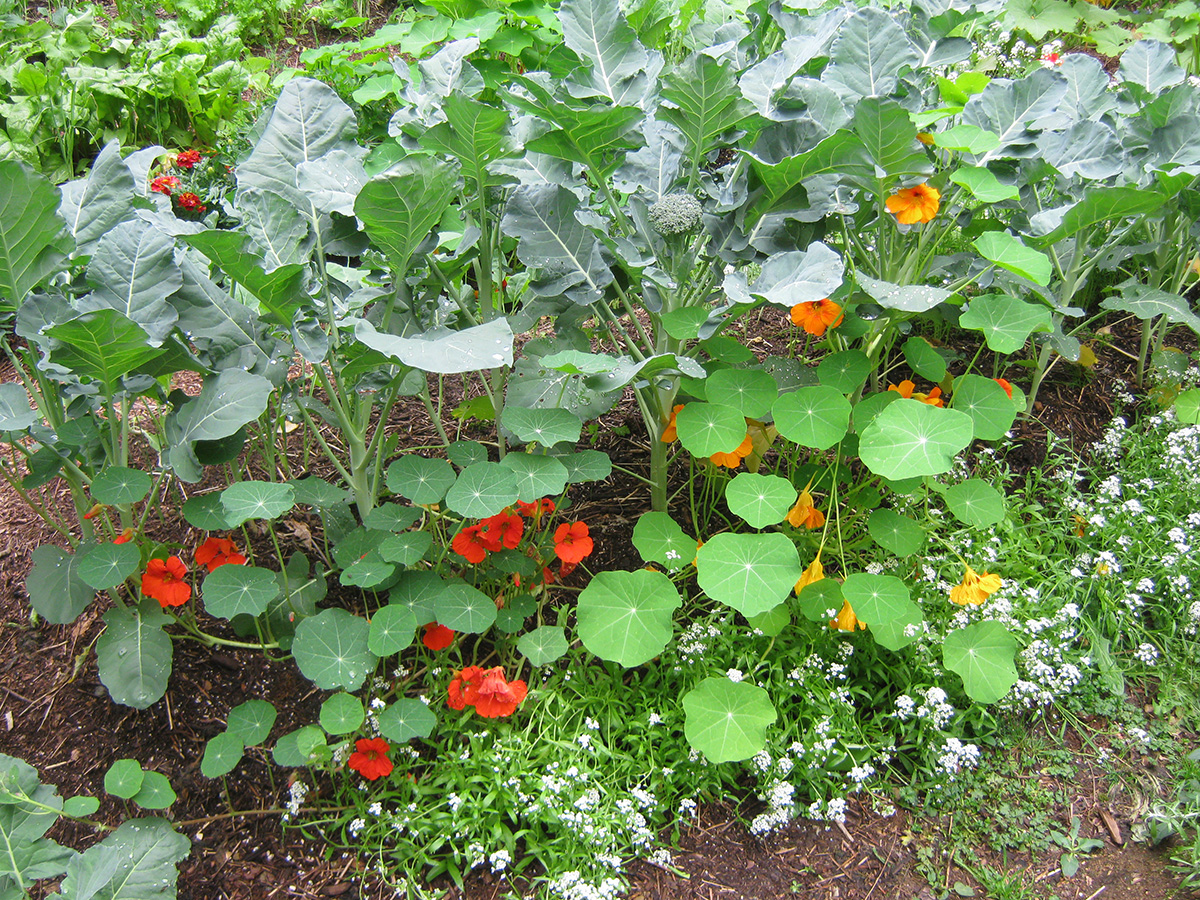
[649,193,702,237]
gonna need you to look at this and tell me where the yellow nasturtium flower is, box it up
[949,565,1003,606]
[830,599,867,632]
[886,183,941,224]
[795,551,825,594]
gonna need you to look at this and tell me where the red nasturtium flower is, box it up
[554,522,593,564]
[422,622,455,651]
[451,524,491,563]
[515,498,555,519]
[142,556,191,608]
[447,665,483,710]
[479,509,524,550]
[177,192,206,212]
[150,174,181,195]
[175,149,203,169]
[347,737,393,781]
[789,299,844,336]
[886,183,941,224]
[995,378,1013,399]
[113,528,135,545]
[195,537,246,573]
[466,667,529,718]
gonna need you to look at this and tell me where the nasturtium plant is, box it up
[696,533,801,618]
[577,569,682,666]
[943,621,1020,703]
[682,677,777,763]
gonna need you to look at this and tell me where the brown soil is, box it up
[2,315,1199,900]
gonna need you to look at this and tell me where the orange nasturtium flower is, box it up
[347,737,393,781]
[949,565,1003,606]
[888,380,944,407]
[447,666,528,717]
[83,503,105,520]
[195,537,246,573]
[710,432,754,469]
[451,524,491,563]
[789,299,844,336]
[830,599,867,632]
[479,509,524,550]
[660,404,686,443]
[786,482,825,530]
[795,551,825,594]
[995,378,1013,399]
[422,622,455,651]
[917,132,935,145]
[515,498,555,519]
[113,528,135,545]
[554,522,594,564]
[142,556,191,608]
[886,183,941,224]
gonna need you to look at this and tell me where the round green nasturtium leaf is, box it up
[368,603,417,656]
[201,732,245,778]
[817,350,871,394]
[97,606,172,710]
[747,603,790,636]
[772,386,851,451]
[62,796,100,817]
[683,677,777,763]
[340,557,396,590]
[445,462,518,518]
[724,473,798,529]
[859,401,974,480]
[577,569,682,667]
[272,725,325,767]
[959,294,1052,353]
[556,448,613,484]
[289,476,351,509]
[132,771,176,810]
[852,390,901,433]
[363,504,423,533]
[499,453,569,501]
[951,374,1016,442]
[902,336,947,383]
[332,527,388,569]
[433,582,498,634]
[797,578,843,623]
[867,509,926,557]
[182,492,232,530]
[632,511,696,571]
[104,759,144,799]
[226,699,276,746]
[78,541,141,591]
[202,565,281,620]
[661,306,711,339]
[221,481,296,526]
[942,478,1006,528]
[517,625,569,666]
[387,456,456,505]
[943,620,1019,703]
[502,406,583,446]
[675,402,748,457]
[496,595,536,633]
[292,608,376,691]
[320,693,365,735]
[378,698,436,742]
[696,532,801,618]
[27,545,95,624]
[389,571,445,625]
[842,574,922,651]
[90,466,152,506]
[705,369,779,418]
[1176,388,1200,425]
[378,532,433,566]
[446,440,488,469]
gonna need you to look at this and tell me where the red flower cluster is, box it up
[150,175,181,195]
[195,537,246,573]
[451,509,525,563]
[447,666,528,717]
[177,192,206,212]
[347,737,392,781]
[175,149,203,169]
[142,556,191,608]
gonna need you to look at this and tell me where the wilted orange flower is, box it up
[995,378,1013,399]
[789,299,844,336]
[422,622,455,651]
[888,380,943,407]
[886,183,941,224]
[830,599,867,632]
[786,483,825,530]
[795,551,825,594]
[195,537,246,573]
[554,522,593,564]
[142,556,191,608]
[711,433,754,469]
[661,404,686,443]
[949,565,1002,606]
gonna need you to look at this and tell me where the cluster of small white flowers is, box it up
[679,798,698,817]
[1092,417,1128,460]
[547,872,625,900]
[647,712,663,726]
[284,780,308,819]
[750,780,796,835]
[490,849,511,874]
[1127,727,1153,749]
[1019,638,1084,697]
[848,763,875,786]
[1134,642,1160,666]
[894,694,915,719]
[367,801,382,817]
[675,622,723,667]
[647,849,673,868]
[348,817,366,838]
[917,687,955,729]
[726,669,744,683]
[806,796,848,824]
[936,738,981,778]
[752,750,772,772]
